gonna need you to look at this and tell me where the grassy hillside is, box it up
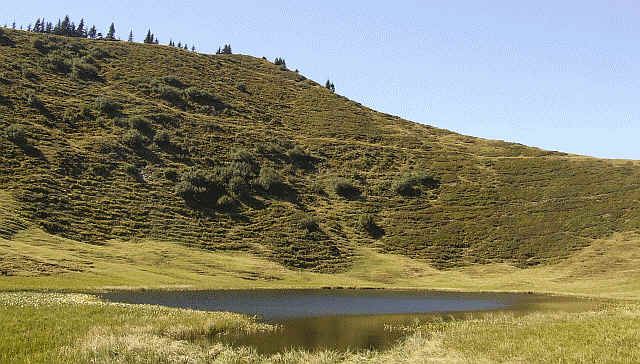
[2,27,640,276]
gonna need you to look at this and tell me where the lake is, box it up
[98,289,595,353]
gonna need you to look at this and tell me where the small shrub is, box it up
[236,81,247,92]
[176,168,226,203]
[88,47,110,59]
[5,124,26,145]
[94,96,120,115]
[153,84,183,104]
[161,76,184,88]
[32,38,46,51]
[393,172,439,196]
[230,149,258,178]
[124,163,138,176]
[121,130,145,148]
[46,53,71,73]
[357,214,375,231]
[155,130,170,146]
[256,142,285,157]
[287,145,316,168]
[80,55,97,65]
[25,90,43,108]
[175,180,204,201]
[297,213,319,232]
[330,178,360,198]
[228,175,249,198]
[128,116,153,135]
[257,167,283,192]
[216,195,236,211]
[184,86,218,104]
[71,59,99,80]
[21,65,38,80]
[164,169,179,181]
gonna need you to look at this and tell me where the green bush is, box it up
[160,76,184,88]
[228,175,249,198]
[25,91,43,108]
[94,96,120,115]
[330,178,360,198]
[297,213,319,232]
[32,38,46,51]
[176,167,226,203]
[257,167,283,191]
[184,86,218,104]
[46,53,71,74]
[21,64,38,80]
[216,195,236,211]
[153,84,183,104]
[5,124,26,145]
[393,172,439,196]
[121,130,145,148]
[124,163,138,176]
[236,81,247,92]
[88,47,110,59]
[164,169,178,181]
[357,214,375,231]
[128,116,153,135]
[71,59,99,80]
[155,130,170,146]
[230,149,258,178]
[256,142,285,157]
[80,55,97,65]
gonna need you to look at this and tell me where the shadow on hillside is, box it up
[0,34,15,47]
[367,224,386,239]
[260,184,300,206]
[134,147,162,165]
[0,94,11,106]
[20,144,47,162]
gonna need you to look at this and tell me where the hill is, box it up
[2,27,640,279]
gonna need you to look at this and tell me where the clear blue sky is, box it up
[4,1,639,159]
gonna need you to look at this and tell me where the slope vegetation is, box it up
[1,28,640,275]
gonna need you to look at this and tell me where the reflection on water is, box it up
[98,289,597,354]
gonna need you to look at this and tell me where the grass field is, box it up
[2,228,640,300]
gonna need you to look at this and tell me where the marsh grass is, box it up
[0,292,273,364]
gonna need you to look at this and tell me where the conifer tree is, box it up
[46,22,53,33]
[34,19,41,33]
[144,29,152,44]
[218,44,232,54]
[106,22,116,40]
[76,18,85,37]
[88,25,97,39]
[154,38,159,44]
[12,22,16,29]
[191,45,195,52]
[325,80,335,93]
[177,41,182,48]
[60,15,71,36]
[128,30,133,42]
[183,44,188,50]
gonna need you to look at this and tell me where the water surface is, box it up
[98,289,594,353]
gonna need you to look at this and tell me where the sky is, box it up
[3,1,640,159]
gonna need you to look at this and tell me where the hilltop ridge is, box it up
[2,28,640,277]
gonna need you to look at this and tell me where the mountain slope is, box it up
[1,28,640,275]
